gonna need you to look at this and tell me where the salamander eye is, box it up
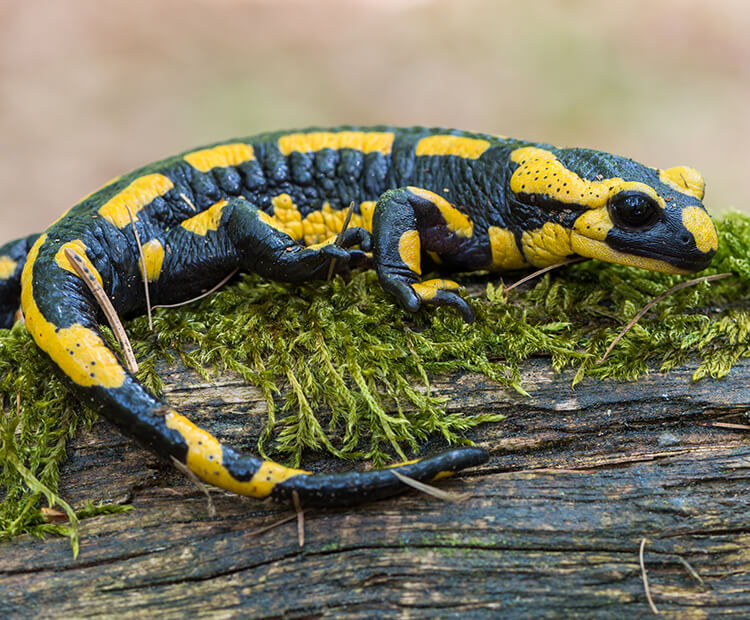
[608,192,660,229]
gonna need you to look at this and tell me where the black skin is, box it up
[0,126,716,506]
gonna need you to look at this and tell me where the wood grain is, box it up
[1,356,749,618]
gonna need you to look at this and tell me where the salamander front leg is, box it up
[224,197,371,281]
[372,187,475,322]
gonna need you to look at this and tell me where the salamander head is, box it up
[507,145,717,273]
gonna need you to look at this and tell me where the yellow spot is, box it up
[415,135,490,159]
[412,279,460,301]
[660,166,705,200]
[0,256,18,279]
[408,187,473,237]
[398,230,421,275]
[431,471,454,481]
[278,131,394,156]
[308,237,344,251]
[183,143,255,172]
[681,206,718,254]
[54,240,104,287]
[21,235,126,388]
[300,203,367,246]
[487,227,528,271]
[510,147,666,210]
[164,410,308,497]
[180,200,227,236]
[520,222,573,267]
[271,194,304,241]
[98,174,174,228]
[140,239,165,282]
[385,458,420,468]
[359,201,376,232]
[258,198,376,247]
[301,209,326,245]
[570,234,688,274]
[321,203,352,239]
[257,210,290,234]
[572,208,614,242]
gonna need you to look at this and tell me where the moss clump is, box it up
[2,212,750,552]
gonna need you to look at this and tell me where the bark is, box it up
[1,355,749,618]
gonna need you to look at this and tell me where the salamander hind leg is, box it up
[372,187,475,322]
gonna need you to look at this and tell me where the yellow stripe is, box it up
[257,210,292,235]
[21,235,126,389]
[660,166,705,200]
[140,239,165,281]
[398,230,421,275]
[299,202,369,245]
[98,174,174,228]
[180,200,227,236]
[510,147,666,210]
[521,223,573,267]
[415,135,490,159]
[54,240,104,287]
[359,201,376,232]
[681,206,718,253]
[183,143,255,172]
[271,194,304,241]
[570,233,688,274]
[0,256,18,279]
[278,131,394,156]
[164,410,308,497]
[408,187,473,237]
[487,226,528,270]
[412,279,460,301]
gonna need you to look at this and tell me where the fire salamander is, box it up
[0,126,718,507]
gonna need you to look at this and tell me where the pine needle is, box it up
[152,268,239,309]
[392,471,471,502]
[126,205,153,331]
[640,537,660,615]
[503,257,586,295]
[63,247,138,374]
[170,456,216,517]
[246,513,298,538]
[327,200,356,281]
[598,273,732,364]
[292,490,305,547]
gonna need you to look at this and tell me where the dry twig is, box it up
[63,247,138,374]
[698,421,750,432]
[170,456,216,517]
[327,200,356,281]
[640,537,660,615]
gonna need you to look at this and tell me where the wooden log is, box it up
[1,355,749,618]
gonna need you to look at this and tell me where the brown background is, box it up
[0,0,747,241]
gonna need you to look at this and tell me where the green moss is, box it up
[2,212,750,552]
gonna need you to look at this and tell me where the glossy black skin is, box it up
[0,233,39,327]
[0,126,715,506]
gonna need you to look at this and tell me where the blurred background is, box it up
[1,0,747,240]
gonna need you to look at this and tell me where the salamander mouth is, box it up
[570,232,692,274]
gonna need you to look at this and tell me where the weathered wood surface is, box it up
[2,354,750,618]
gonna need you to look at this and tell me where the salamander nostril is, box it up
[679,233,692,245]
